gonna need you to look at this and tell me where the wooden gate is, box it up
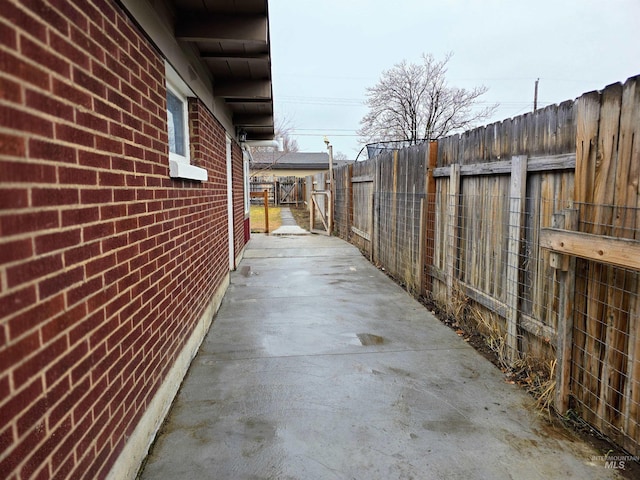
[278,178,303,205]
[250,176,304,206]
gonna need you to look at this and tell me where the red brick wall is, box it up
[0,1,245,478]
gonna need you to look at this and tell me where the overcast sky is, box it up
[268,0,640,159]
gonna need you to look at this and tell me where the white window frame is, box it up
[165,61,207,181]
[166,83,189,164]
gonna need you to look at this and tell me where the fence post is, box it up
[419,198,424,293]
[555,208,578,413]
[391,151,399,264]
[446,163,461,301]
[309,178,317,232]
[505,155,528,365]
[348,164,354,241]
[373,157,380,264]
[263,189,269,234]
[328,173,333,235]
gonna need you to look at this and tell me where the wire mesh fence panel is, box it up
[429,176,451,304]
[322,76,640,460]
[328,133,640,456]
[521,173,575,330]
[333,187,349,239]
[372,147,428,293]
[332,167,351,240]
[376,191,425,293]
[457,180,510,302]
[433,189,568,362]
[572,260,640,454]
[569,202,640,456]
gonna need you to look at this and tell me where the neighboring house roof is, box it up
[251,152,354,170]
[251,152,330,170]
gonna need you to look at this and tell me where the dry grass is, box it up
[532,359,557,413]
[289,205,310,231]
[249,205,282,233]
[444,286,557,415]
[470,306,511,370]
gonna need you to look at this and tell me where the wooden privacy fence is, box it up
[250,176,305,206]
[329,75,640,456]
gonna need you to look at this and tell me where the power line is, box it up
[277,95,544,107]
[289,133,360,137]
[278,95,364,106]
[291,128,357,132]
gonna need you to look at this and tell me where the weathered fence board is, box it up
[373,145,429,292]
[618,77,640,448]
[329,74,640,455]
[351,161,376,255]
[568,77,640,454]
[250,176,305,206]
[333,164,352,240]
[437,101,575,167]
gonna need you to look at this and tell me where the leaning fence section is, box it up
[330,75,640,456]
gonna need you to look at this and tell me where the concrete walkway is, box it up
[140,234,616,479]
[271,207,308,236]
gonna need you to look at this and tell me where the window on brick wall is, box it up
[165,61,208,181]
[167,87,187,159]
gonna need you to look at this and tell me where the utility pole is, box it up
[533,78,539,112]
[324,136,333,234]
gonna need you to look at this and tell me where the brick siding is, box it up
[0,1,247,478]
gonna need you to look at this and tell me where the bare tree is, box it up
[358,53,497,145]
[253,117,299,153]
